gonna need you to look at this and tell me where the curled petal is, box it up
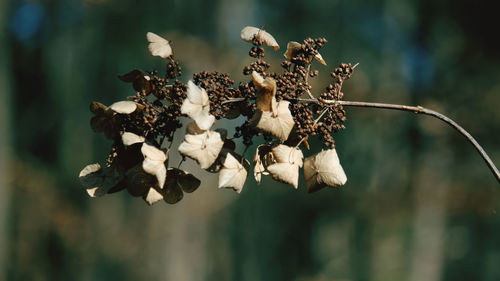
[147,32,172,58]
[141,143,167,188]
[122,132,145,146]
[240,26,279,50]
[252,71,277,113]
[253,144,274,184]
[283,41,301,60]
[181,81,215,130]
[314,53,327,65]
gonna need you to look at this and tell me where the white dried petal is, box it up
[271,144,303,167]
[146,32,172,58]
[251,100,294,140]
[122,132,145,146]
[181,81,215,130]
[304,149,347,191]
[141,143,167,188]
[252,71,277,113]
[144,188,164,205]
[109,101,137,114]
[314,53,327,65]
[283,41,301,60]
[178,130,224,169]
[218,153,247,193]
[267,162,300,189]
[253,145,273,183]
[240,26,279,50]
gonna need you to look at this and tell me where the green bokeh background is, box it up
[1,0,500,280]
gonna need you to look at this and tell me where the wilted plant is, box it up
[79,26,500,205]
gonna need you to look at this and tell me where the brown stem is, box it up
[299,98,500,183]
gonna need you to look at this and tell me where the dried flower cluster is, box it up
[80,26,354,205]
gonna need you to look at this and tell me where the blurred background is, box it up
[2,0,500,280]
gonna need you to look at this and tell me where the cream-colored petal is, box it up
[144,188,164,205]
[218,153,247,193]
[271,144,303,167]
[141,143,167,162]
[146,32,172,58]
[240,26,279,50]
[142,158,166,188]
[253,145,274,183]
[314,53,327,65]
[304,149,346,192]
[181,81,214,130]
[193,114,215,131]
[178,131,224,169]
[252,71,277,113]
[267,162,300,189]
[252,101,294,140]
[122,132,145,146]
[109,101,137,114]
[283,41,301,60]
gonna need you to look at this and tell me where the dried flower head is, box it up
[80,27,358,205]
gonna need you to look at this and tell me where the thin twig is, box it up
[299,98,500,183]
[304,64,315,99]
[221,97,246,105]
[295,108,329,149]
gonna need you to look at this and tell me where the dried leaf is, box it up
[89,101,107,115]
[118,69,153,93]
[181,80,215,130]
[163,175,184,204]
[250,100,294,140]
[240,26,280,50]
[79,163,121,197]
[218,153,247,193]
[223,139,236,151]
[304,149,347,193]
[125,165,156,197]
[165,168,201,193]
[178,130,224,169]
[147,32,172,58]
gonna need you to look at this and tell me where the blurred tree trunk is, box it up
[0,0,12,279]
